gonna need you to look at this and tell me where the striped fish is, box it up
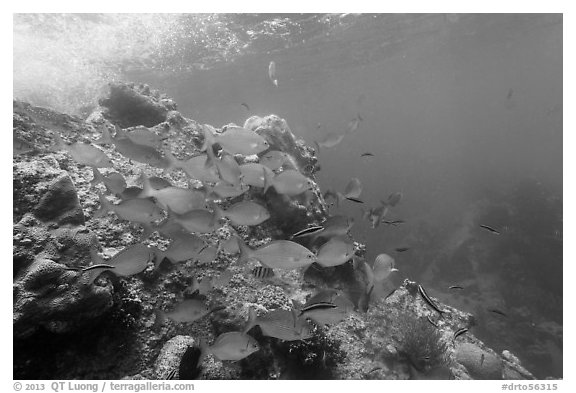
[252,266,275,279]
[418,284,446,315]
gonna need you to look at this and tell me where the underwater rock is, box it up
[13,156,113,338]
[153,335,196,379]
[455,342,503,380]
[99,82,177,128]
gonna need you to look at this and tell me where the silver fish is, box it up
[202,124,270,156]
[268,170,314,196]
[268,61,278,87]
[316,237,355,267]
[244,308,313,341]
[239,163,274,189]
[54,133,113,168]
[94,192,164,224]
[90,168,127,195]
[125,126,167,148]
[152,232,206,267]
[373,253,398,281]
[215,201,270,226]
[113,129,170,169]
[140,173,207,214]
[201,332,260,361]
[157,207,220,234]
[259,150,290,170]
[87,243,153,283]
[237,237,317,269]
[162,298,212,323]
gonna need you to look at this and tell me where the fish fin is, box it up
[243,307,257,334]
[90,167,103,187]
[94,124,113,145]
[313,141,320,155]
[93,192,111,218]
[140,223,155,240]
[235,236,252,265]
[139,172,153,197]
[200,125,214,153]
[152,247,166,269]
[162,148,179,173]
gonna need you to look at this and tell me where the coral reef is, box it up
[13,82,536,380]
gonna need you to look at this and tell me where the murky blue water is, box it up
[13,13,562,378]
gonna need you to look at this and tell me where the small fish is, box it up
[259,150,291,171]
[220,237,240,254]
[201,124,270,156]
[165,151,219,183]
[196,245,219,264]
[148,176,172,190]
[298,294,353,326]
[316,215,354,239]
[344,178,362,198]
[214,201,270,226]
[244,307,313,341]
[241,102,250,111]
[94,192,164,225]
[291,225,325,239]
[152,232,207,267]
[157,207,220,235]
[345,114,363,134]
[488,308,508,317]
[364,203,389,229]
[206,181,249,199]
[200,332,260,361]
[427,315,439,328]
[316,237,355,267]
[480,353,485,367]
[268,170,315,196]
[345,197,364,204]
[479,224,501,235]
[382,220,405,226]
[395,247,410,253]
[360,152,374,157]
[251,266,275,279]
[453,327,469,340]
[418,284,446,315]
[125,126,167,148]
[118,186,144,200]
[373,253,398,281]
[178,345,202,380]
[159,298,214,324]
[449,285,464,290]
[268,61,278,87]
[140,173,207,214]
[90,168,127,195]
[205,147,242,187]
[53,133,113,168]
[82,263,115,272]
[165,368,178,380]
[113,128,170,169]
[299,302,337,315]
[236,236,317,269]
[316,132,346,149]
[13,136,36,155]
[386,192,403,207]
[87,244,153,283]
[239,163,274,188]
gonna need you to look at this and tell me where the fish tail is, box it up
[93,192,111,218]
[243,307,257,334]
[90,167,103,187]
[152,247,166,269]
[94,124,113,145]
[236,236,252,265]
[313,141,320,155]
[162,148,179,172]
[200,125,214,153]
[262,167,273,193]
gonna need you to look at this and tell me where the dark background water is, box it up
[13,13,563,378]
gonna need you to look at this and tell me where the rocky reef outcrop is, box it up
[13,82,535,380]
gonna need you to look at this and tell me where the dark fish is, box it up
[82,263,115,272]
[395,247,410,252]
[299,302,337,316]
[488,308,508,317]
[360,152,374,157]
[383,220,405,226]
[453,327,469,340]
[418,284,446,315]
[291,225,325,239]
[449,285,464,290]
[345,197,364,204]
[251,266,275,279]
[367,367,382,374]
[480,354,485,367]
[165,368,178,380]
[241,102,250,111]
[479,224,501,235]
[427,315,439,328]
[179,345,202,380]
